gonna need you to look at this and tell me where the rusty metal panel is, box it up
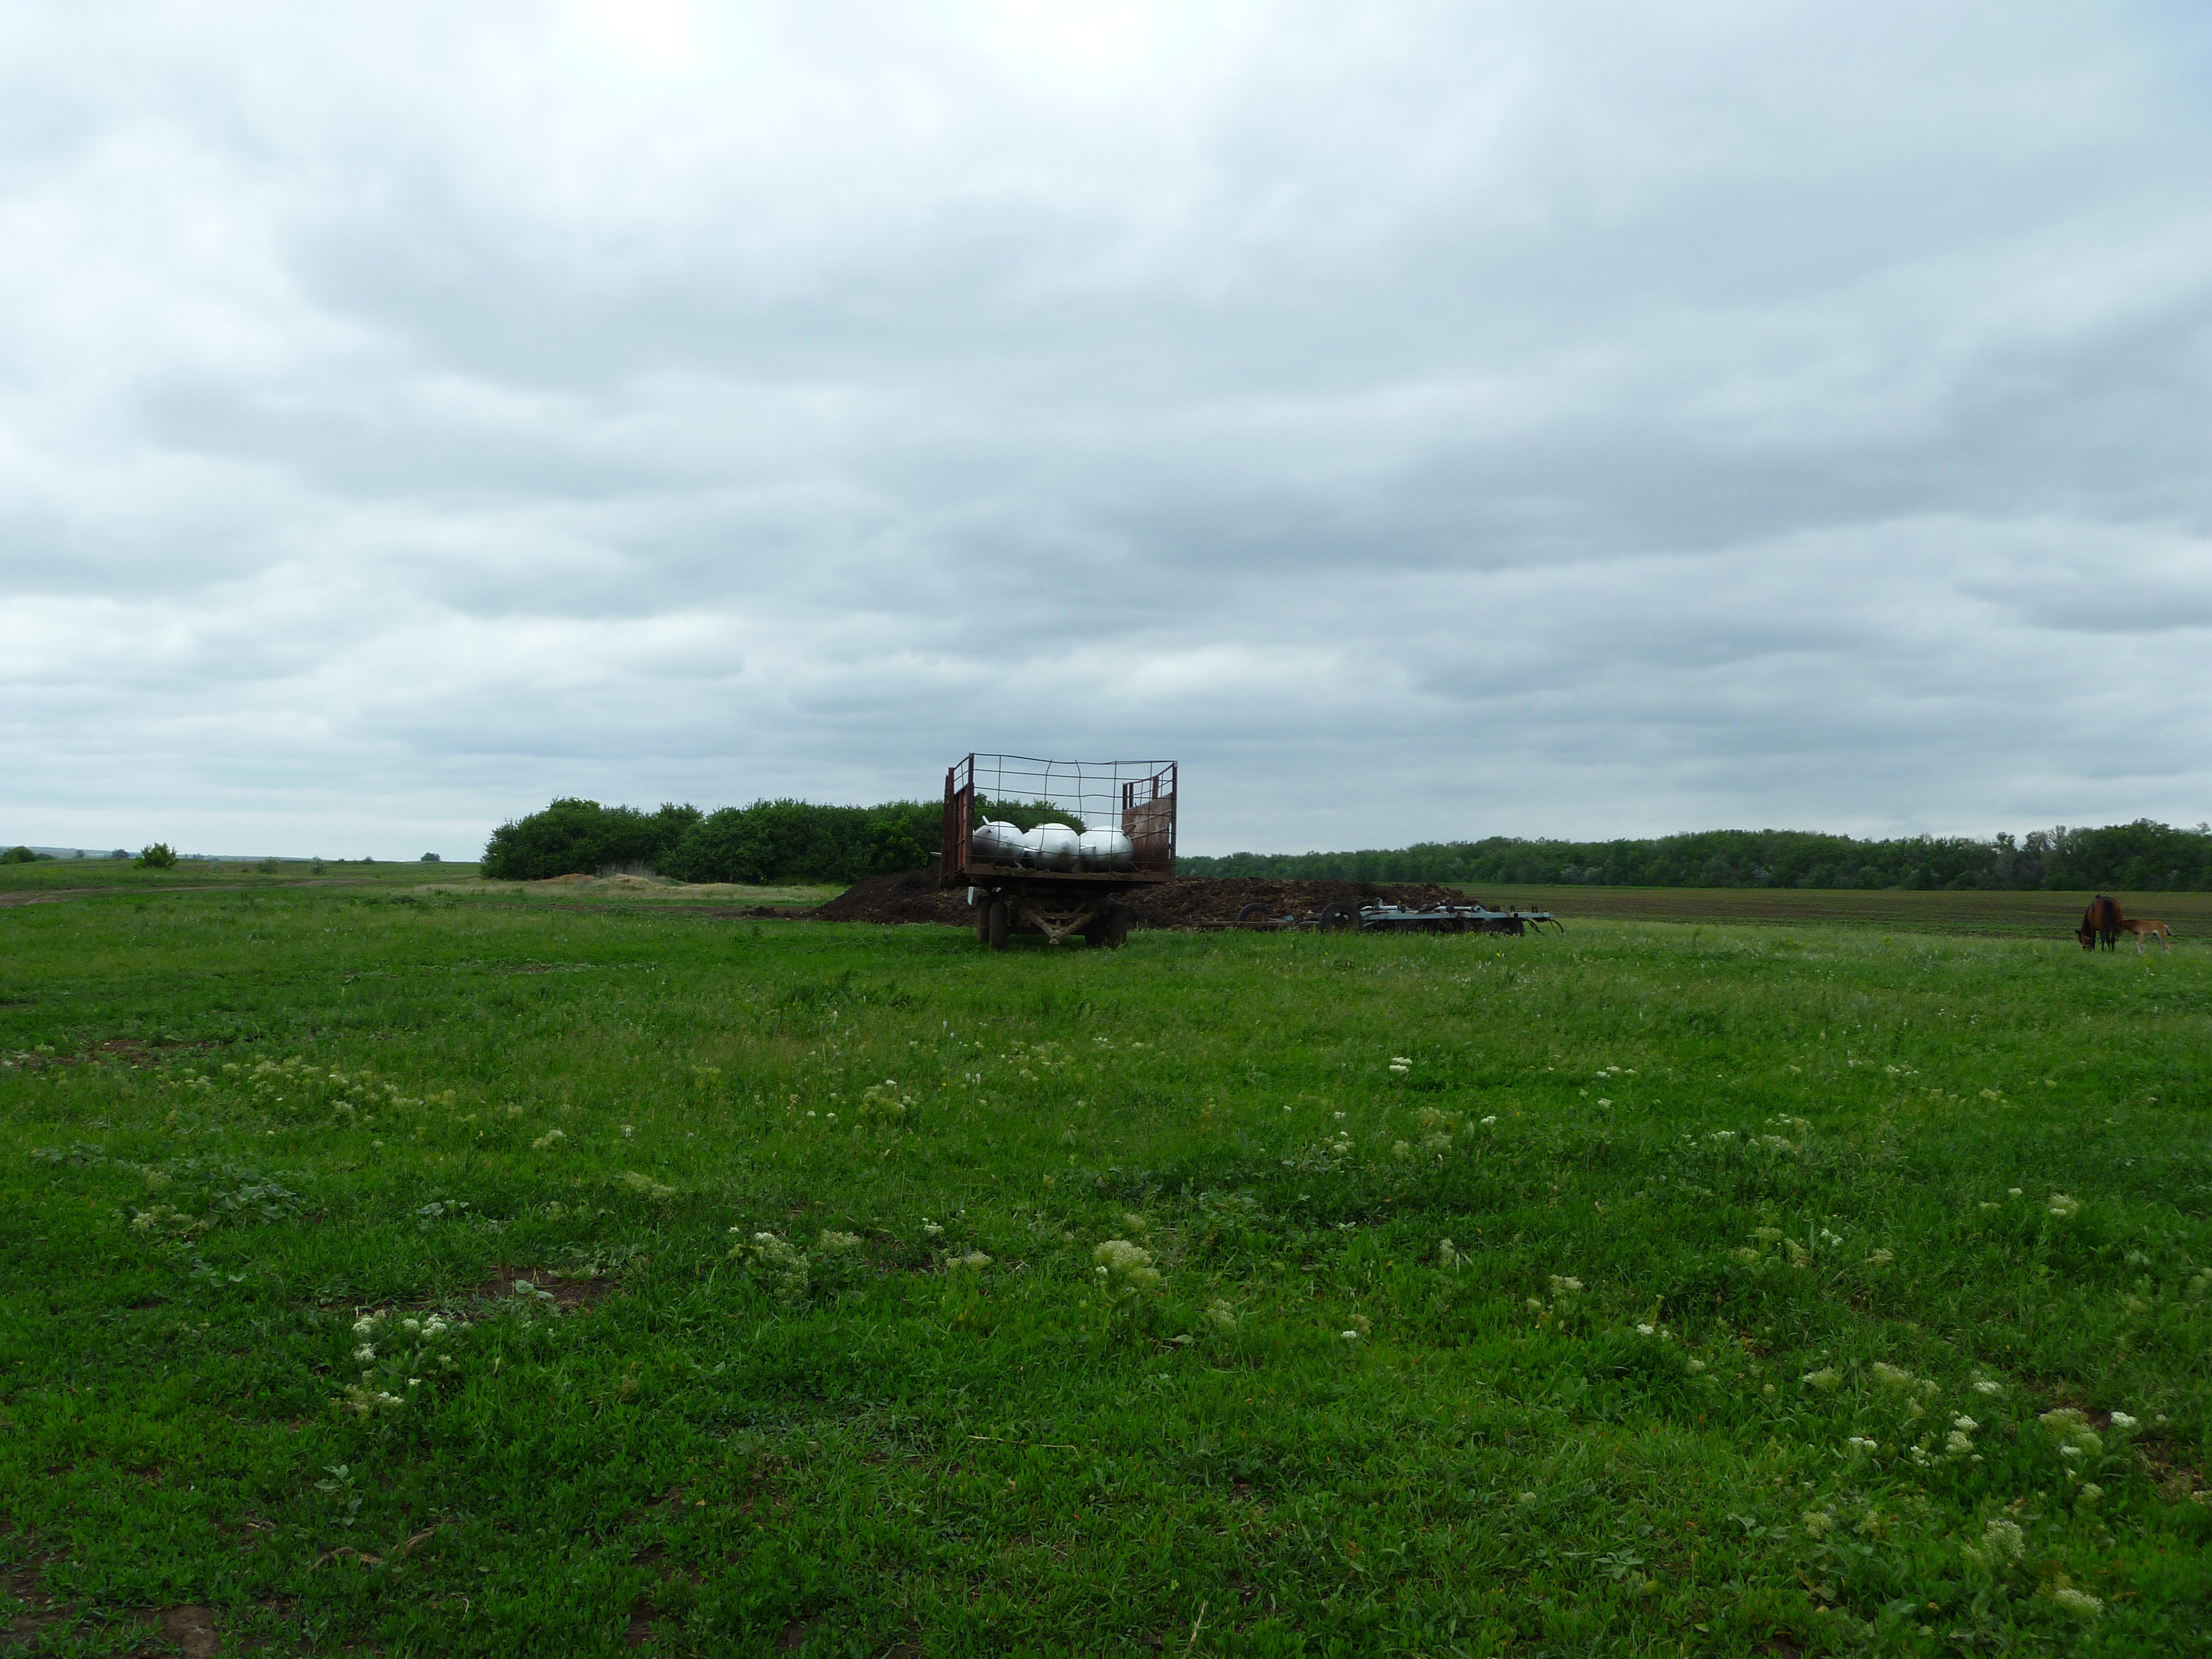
[938,756,976,889]
[1121,762,1176,875]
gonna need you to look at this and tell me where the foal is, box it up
[2116,918,2173,954]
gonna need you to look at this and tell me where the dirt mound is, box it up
[809,873,1479,930]
[1122,877,1466,929]
[812,869,973,926]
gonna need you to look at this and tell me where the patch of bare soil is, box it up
[153,1604,221,1658]
[4,1543,65,1650]
[471,1269,621,1311]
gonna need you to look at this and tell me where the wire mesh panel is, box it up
[941,754,1177,884]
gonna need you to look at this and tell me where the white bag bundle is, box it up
[969,820,1025,865]
[1020,823,1081,871]
[1076,828,1134,871]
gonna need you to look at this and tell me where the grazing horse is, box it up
[2076,895,2121,951]
[2117,918,2173,954]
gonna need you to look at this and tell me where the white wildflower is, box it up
[1548,1275,1583,1295]
[1952,1415,1978,1432]
[1871,1362,1914,1390]
[1802,1368,1841,1391]
[2079,1483,2103,1504]
[1980,1516,2026,1564]
[2047,1193,2080,1218]
[1845,1436,1878,1454]
[1973,1379,2002,1396]
[2039,1409,2102,1455]
[1479,1114,1497,1125]
[353,1345,375,1362]
[2109,1411,2138,1431]
[2048,1583,2102,1619]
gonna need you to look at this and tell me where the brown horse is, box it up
[2117,918,2173,954]
[2077,895,2121,951]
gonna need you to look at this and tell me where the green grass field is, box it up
[2,885,2207,1656]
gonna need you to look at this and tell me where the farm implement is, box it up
[1229,899,1562,935]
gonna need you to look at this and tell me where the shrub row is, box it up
[481,798,940,884]
[1180,820,2212,892]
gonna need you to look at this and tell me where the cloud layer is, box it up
[4,1,2209,856]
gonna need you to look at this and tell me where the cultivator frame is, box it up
[940,753,1178,950]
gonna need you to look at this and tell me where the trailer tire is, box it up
[1317,900,1360,933]
[1234,902,1273,929]
[986,899,1010,951]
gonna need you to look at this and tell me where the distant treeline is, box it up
[488,801,2212,892]
[1179,821,2212,892]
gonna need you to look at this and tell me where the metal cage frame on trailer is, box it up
[940,754,1178,949]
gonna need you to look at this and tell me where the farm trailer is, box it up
[940,754,1177,949]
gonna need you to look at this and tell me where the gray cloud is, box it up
[3,0,2209,858]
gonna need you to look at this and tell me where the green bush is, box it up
[480,799,702,881]
[136,843,178,870]
[1,845,38,864]
[484,797,943,885]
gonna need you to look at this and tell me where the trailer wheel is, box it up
[986,899,1010,951]
[1234,902,1273,930]
[1316,900,1360,933]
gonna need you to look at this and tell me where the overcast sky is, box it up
[4,1,2209,859]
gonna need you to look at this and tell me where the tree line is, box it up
[484,799,2212,892]
[1179,820,2212,892]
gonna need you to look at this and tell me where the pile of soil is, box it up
[807,872,1480,930]
[812,869,973,926]
[1122,877,1468,929]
